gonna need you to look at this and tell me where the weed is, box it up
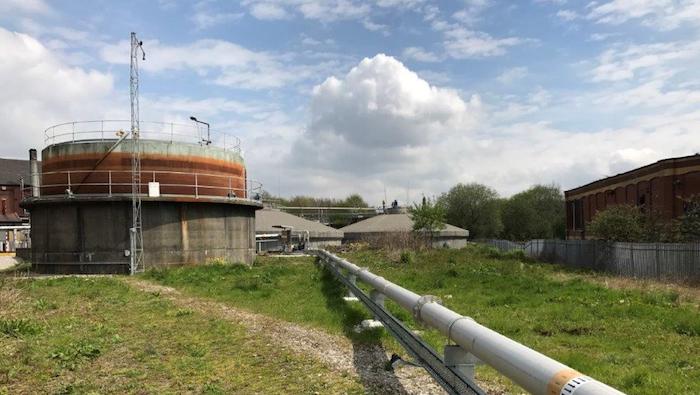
[33,298,57,311]
[672,317,700,336]
[399,251,415,265]
[0,318,40,338]
[174,308,194,317]
[50,341,101,370]
[205,257,229,266]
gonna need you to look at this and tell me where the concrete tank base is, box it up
[22,196,261,274]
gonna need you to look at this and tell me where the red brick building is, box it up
[0,158,34,225]
[565,154,700,239]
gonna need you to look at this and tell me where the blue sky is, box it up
[1,0,699,204]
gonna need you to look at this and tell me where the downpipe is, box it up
[313,249,625,395]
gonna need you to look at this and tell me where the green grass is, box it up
[145,246,700,394]
[0,276,363,394]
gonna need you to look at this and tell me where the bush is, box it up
[409,197,446,233]
[399,251,415,265]
[588,205,647,242]
[679,196,700,242]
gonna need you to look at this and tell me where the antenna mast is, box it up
[130,32,145,274]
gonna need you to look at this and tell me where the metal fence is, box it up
[480,239,700,282]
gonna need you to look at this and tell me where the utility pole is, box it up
[130,32,145,275]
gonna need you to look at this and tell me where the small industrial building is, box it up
[565,154,700,239]
[340,210,469,248]
[255,208,343,251]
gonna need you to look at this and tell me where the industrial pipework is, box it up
[312,249,626,395]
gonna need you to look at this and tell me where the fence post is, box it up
[629,243,634,278]
[655,243,661,280]
[108,171,112,196]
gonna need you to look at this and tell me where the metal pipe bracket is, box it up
[412,295,442,326]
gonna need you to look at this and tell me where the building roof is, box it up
[0,158,39,186]
[564,154,700,199]
[255,208,343,239]
[341,213,469,237]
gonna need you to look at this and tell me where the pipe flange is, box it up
[412,295,442,325]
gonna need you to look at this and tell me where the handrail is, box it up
[43,120,242,153]
[32,169,262,201]
[312,249,626,395]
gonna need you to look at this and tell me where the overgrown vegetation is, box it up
[588,205,649,242]
[0,276,363,394]
[500,184,565,240]
[408,197,446,233]
[438,183,503,238]
[146,246,700,394]
[588,198,700,242]
[437,182,566,241]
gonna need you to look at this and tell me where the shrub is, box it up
[408,197,446,233]
[588,205,647,242]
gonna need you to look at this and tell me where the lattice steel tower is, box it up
[130,32,145,274]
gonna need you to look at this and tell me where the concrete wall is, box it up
[343,232,467,249]
[27,197,257,273]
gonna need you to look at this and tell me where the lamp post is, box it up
[189,116,211,145]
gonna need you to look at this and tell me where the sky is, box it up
[1,0,699,205]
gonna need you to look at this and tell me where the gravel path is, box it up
[124,278,450,395]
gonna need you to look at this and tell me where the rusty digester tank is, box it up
[22,121,262,274]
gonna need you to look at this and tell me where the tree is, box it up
[587,205,647,242]
[342,194,369,208]
[409,198,446,233]
[501,184,565,240]
[438,183,502,239]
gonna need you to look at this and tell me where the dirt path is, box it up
[123,278,490,395]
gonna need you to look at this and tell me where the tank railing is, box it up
[36,169,263,202]
[43,120,242,153]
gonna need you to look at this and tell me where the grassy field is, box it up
[145,245,700,394]
[0,276,363,394]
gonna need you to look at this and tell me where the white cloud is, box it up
[444,28,526,58]
[362,18,390,35]
[279,53,700,203]
[589,41,700,82]
[191,11,244,29]
[588,32,618,41]
[402,46,441,62]
[556,9,579,21]
[249,2,289,20]
[241,0,371,23]
[304,54,479,148]
[286,54,482,201]
[376,0,425,8]
[0,27,119,158]
[0,0,51,14]
[496,66,528,84]
[452,0,492,25]
[587,0,700,30]
[100,38,345,90]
